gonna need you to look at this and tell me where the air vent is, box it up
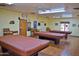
[0,3,9,6]
[30,12,35,14]
[74,8,79,10]
[0,3,7,6]
[0,3,13,6]
[77,15,79,16]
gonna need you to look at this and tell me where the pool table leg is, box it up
[39,36,60,45]
[31,52,38,56]
[0,46,10,56]
[33,53,38,56]
[54,39,60,45]
[1,46,8,53]
[65,34,68,39]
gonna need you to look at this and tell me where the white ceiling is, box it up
[0,3,79,17]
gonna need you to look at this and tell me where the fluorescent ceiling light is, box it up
[62,14,72,17]
[38,8,65,14]
[52,13,72,18]
[6,2,13,5]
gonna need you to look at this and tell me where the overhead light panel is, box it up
[38,8,66,14]
[62,13,72,17]
[6,2,13,5]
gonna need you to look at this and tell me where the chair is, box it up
[3,28,13,35]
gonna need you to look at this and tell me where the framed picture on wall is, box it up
[27,22,31,31]
[72,24,76,27]
[78,24,79,27]
[38,22,40,26]
[44,23,46,26]
[55,23,58,26]
[9,20,15,24]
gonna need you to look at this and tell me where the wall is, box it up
[20,13,50,36]
[0,8,21,36]
[48,18,79,36]
[0,8,50,36]
[27,14,50,30]
[1,8,79,36]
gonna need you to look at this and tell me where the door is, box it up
[41,22,46,31]
[33,21,37,29]
[60,22,70,31]
[19,19,27,36]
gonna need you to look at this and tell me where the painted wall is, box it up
[24,14,51,36]
[0,8,50,36]
[0,8,21,36]
[1,8,79,36]
[27,14,50,30]
[48,18,79,36]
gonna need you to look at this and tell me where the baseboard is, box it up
[69,35,79,38]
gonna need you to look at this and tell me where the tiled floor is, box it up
[0,36,79,56]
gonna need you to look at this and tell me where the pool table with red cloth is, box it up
[0,35,49,56]
[49,30,72,39]
[34,32,65,44]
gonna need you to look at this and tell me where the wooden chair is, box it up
[3,28,13,35]
[31,28,39,37]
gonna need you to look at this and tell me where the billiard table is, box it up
[0,35,49,56]
[34,32,65,44]
[49,30,72,39]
